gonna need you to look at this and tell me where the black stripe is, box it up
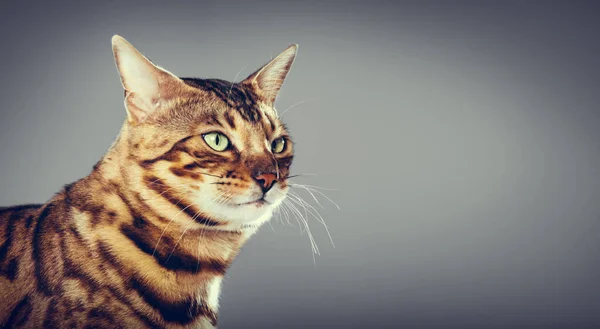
[0,204,42,213]
[105,182,167,226]
[183,162,200,171]
[95,241,165,329]
[191,150,232,163]
[169,167,202,179]
[32,204,55,296]
[60,225,102,294]
[237,86,263,122]
[65,183,107,229]
[182,78,263,123]
[139,135,195,166]
[0,212,18,264]
[96,241,122,273]
[0,205,41,263]
[107,285,164,329]
[266,114,276,132]
[98,241,214,326]
[278,155,294,168]
[2,258,18,281]
[86,307,123,329]
[204,113,224,127]
[3,295,32,328]
[25,215,34,229]
[61,224,162,328]
[130,275,215,325]
[120,218,227,274]
[42,298,59,329]
[224,111,236,129]
[144,176,221,227]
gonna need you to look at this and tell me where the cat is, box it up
[0,35,297,329]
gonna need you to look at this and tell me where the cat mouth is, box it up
[235,198,270,207]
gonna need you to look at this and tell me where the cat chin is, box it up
[194,187,287,231]
[201,201,276,230]
[211,207,275,232]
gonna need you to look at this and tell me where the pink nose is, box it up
[254,173,277,192]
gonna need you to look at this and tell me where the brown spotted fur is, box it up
[0,36,297,328]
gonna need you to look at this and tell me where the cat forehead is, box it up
[183,78,255,109]
[179,78,281,129]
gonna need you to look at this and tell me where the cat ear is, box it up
[242,44,298,105]
[111,35,183,124]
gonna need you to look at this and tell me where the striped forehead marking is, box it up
[181,78,263,124]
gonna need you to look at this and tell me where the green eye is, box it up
[272,138,286,153]
[203,132,229,151]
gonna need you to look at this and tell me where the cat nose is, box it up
[253,173,277,193]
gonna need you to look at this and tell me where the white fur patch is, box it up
[206,276,223,311]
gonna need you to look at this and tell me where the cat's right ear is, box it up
[111,35,184,124]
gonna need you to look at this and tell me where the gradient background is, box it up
[1,1,599,328]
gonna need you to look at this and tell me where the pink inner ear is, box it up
[113,37,183,123]
[125,93,152,123]
[118,53,161,101]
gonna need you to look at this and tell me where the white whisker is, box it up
[277,98,316,118]
[284,198,320,263]
[287,192,335,248]
[290,184,340,210]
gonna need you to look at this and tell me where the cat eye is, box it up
[272,138,286,154]
[203,132,230,151]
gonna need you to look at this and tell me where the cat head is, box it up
[110,35,297,231]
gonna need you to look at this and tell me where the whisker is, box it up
[287,191,335,248]
[277,98,316,118]
[151,193,197,257]
[283,200,304,234]
[289,182,339,191]
[290,184,325,209]
[284,199,320,263]
[278,201,293,227]
[287,173,318,179]
[267,219,276,232]
[196,192,227,271]
[281,202,293,227]
[166,210,200,263]
[227,65,247,107]
[290,184,340,210]
[168,191,229,264]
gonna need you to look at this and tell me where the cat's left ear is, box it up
[242,44,298,106]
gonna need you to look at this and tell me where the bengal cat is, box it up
[0,35,298,328]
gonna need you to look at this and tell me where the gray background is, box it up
[1,0,599,328]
